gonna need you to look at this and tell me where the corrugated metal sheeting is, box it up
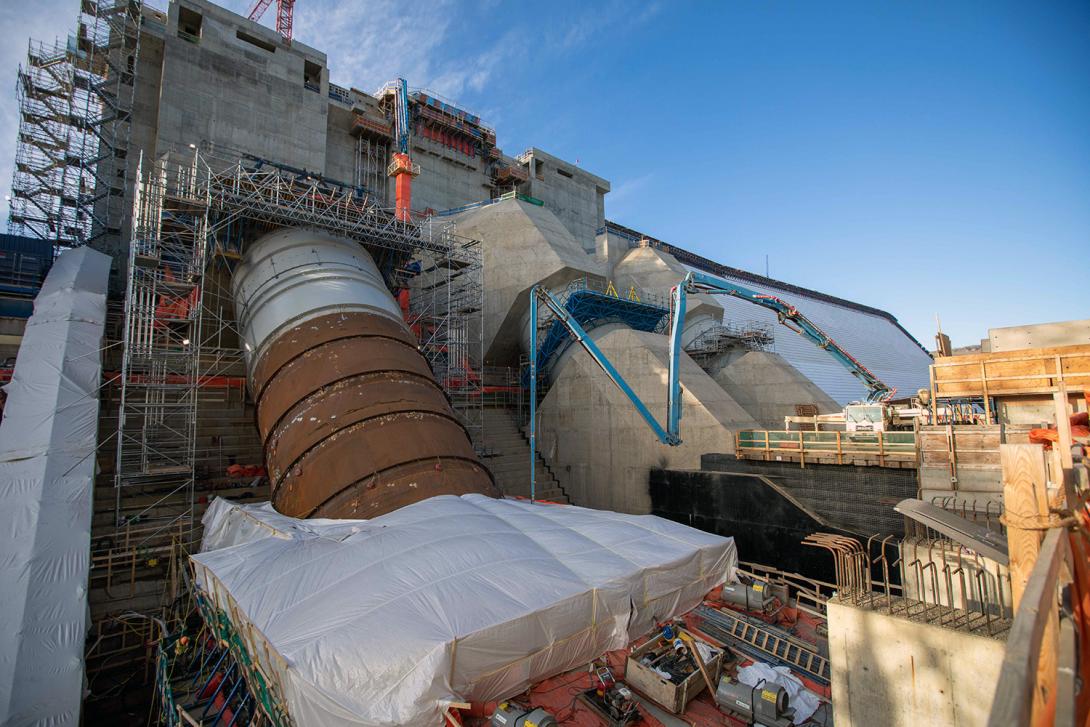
[680,264,932,405]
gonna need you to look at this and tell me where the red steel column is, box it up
[389,152,418,222]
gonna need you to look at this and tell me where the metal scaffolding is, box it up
[403,224,485,446]
[529,277,670,388]
[110,145,488,545]
[8,0,142,250]
[685,320,775,365]
[112,149,208,549]
[355,135,390,204]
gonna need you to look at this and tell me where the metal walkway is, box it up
[528,277,670,387]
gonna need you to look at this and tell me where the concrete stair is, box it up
[481,408,570,503]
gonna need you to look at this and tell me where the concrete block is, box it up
[159,0,328,171]
[827,600,1006,727]
[537,326,759,514]
[451,198,607,364]
[520,148,609,252]
[709,350,840,428]
[613,245,723,345]
[988,318,1090,352]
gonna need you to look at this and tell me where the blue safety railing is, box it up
[430,191,545,218]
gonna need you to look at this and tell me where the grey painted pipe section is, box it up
[231,227,403,376]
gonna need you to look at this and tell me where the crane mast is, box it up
[387,78,420,221]
[247,0,295,42]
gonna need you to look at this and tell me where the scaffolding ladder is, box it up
[696,605,831,684]
[112,150,208,549]
[7,0,142,252]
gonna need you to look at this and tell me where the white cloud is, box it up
[605,173,656,219]
[289,0,516,102]
[551,0,663,51]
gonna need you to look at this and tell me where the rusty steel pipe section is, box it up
[232,228,497,519]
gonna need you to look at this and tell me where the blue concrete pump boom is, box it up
[394,78,411,155]
[667,270,894,436]
[527,285,680,499]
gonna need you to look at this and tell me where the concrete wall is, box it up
[450,198,607,364]
[595,229,632,272]
[701,455,915,536]
[323,101,358,185]
[827,600,1006,727]
[536,326,759,514]
[613,246,723,344]
[610,244,840,427]
[411,137,492,213]
[139,4,611,273]
[899,537,1012,617]
[649,467,844,577]
[520,148,609,253]
[707,349,841,429]
[988,318,1090,352]
[159,0,329,169]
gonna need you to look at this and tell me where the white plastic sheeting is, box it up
[195,494,737,727]
[0,247,111,726]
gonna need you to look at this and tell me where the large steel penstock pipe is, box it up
[231,228,498,519]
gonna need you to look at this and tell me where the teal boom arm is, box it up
[528,286,678,499]
[666,271,893,438]
[526,272,888,487]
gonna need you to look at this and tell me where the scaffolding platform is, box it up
[529,277,670,386]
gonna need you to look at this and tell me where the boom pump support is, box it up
[524,275,892,491]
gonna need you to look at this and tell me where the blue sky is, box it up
[2,0,1087,347]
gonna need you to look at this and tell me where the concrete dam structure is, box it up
[2,0,1027,724]
[232,228,497,518]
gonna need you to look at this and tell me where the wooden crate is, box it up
[625,634,723,714]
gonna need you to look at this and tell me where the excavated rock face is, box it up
[232,227,497,519]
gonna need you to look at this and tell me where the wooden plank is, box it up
[981,361,992,422]
[1000,442,1058,724]
[932,345,1090,398]
[934,343,1090,367]
[1053,388,1075,474]
[1001,443,1051,609]
[986,528,1069,727]
[1052,386,1079,518]
[1055,613,1078,727]
[930,362,938,426]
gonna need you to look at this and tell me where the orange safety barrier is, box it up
[153,266,199,328]
[1029,392,1090,448]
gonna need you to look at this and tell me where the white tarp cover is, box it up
[195,494,737,726]
[0,247,110,726]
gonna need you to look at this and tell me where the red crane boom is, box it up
[247,0,295,42]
